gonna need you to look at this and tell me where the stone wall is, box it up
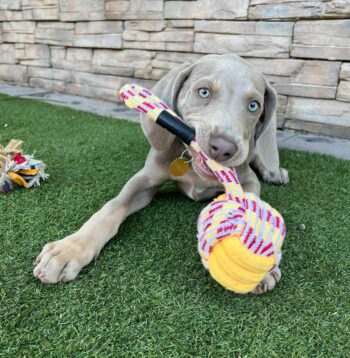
[0,0,350,138]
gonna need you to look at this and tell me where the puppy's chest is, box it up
[175,168,224,201]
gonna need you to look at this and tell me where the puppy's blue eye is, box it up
[198,88,210,98]
[248,100,259,112]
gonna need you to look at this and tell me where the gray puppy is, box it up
[33,54,288,293]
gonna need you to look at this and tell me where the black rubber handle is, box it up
[156,110,195,145]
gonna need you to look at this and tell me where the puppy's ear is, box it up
[141,62,193,151]
[254,80,278,141]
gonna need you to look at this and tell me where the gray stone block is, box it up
[0,44,17,64]
[340,63,350,80]
[249,0,350,20]
[286,97,350,130]
[336,81,350,102]
[76,21,123,35]
[195,20,293,36]
[292,20,350,60]
[125,20,165,32]
[74,34,122,49]
[35,22,74,46]
[194,32,291,58]
[59,0,105,21]
[106,0,163,20]
[0,64,28,83]
[165,0,249,20]
[246,58,341,99]
[19,44,51,67]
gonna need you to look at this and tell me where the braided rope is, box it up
[119,84,286,293]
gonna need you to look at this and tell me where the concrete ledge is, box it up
[0,83,349,160]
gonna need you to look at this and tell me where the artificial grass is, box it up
[0,93,349,357]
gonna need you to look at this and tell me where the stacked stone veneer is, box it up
[1,0,350,138]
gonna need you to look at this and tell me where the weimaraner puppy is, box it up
[33,54,289,294]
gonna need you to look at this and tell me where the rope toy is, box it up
[0,139,48,193]
[119,84,286,294]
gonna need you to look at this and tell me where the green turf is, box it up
[0,93,349,357]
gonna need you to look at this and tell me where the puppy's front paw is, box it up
[262,167,289,185]
[33,235,96,284]
[251,267,282,295]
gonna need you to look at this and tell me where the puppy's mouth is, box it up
[193,155,215,178]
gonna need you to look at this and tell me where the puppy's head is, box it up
[141,54,277,180]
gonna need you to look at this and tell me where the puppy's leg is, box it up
[252,155,289,185]
[251,251,282,295]
[237,164,261,197]
[33,151,169,284]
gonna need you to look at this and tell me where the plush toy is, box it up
[0,139,48,193]
[119,84,286,294]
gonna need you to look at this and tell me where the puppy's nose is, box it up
[209,136,236,162]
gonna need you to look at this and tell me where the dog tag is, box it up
[170,157,189,177]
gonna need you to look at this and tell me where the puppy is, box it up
[33,54,288,293]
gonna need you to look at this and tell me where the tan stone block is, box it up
[76,21,123,35]
[106,0,163,20]
[150,68,168,80]
[2,33,35,43]
[166,42,193,52]
[36,26,74,46]
[123,41,166,51]
[125,20,165,32]
[0,0,21,10]
[92,49,152,70]
[37,22,74,30]
[165,0,249,20]
[277,94,287,128]
[167,20,194,28]
[66,48,92,62]
[31,8,59,20]
[2,21,36,42]
[154,52,202,64]
[246,58,341,98]
[285,97,350,128]
[292,20,350,60]
[50,46,66,59]
[0,10,23,21]
[66,83,117,102]
[195,20,293,36]
[336,81,350,102]
[134,65,152,79]
[20,44,51,67]
[2,21,36,33]
[339,63,350,81]
[123,30,150,42]
[74,34,122,48]
[285,119,350,139]
[249,0,350,20]
[22,0,59,20]
[29,67,70,81]
[150,30,194,43]
[59,0,105,21]
[29,77,66,92]
[275,83,337,99]
[51,59,92,73]
[194,33,291,58]
[292,45,350,61]
[152,53,200,71]
[70,72,156,97]
[0,64,27,83]
[0,44,17,64]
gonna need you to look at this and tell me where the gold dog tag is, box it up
[170,157,189,177]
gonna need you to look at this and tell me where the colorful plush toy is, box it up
[119,84,286,294]
[0,139,48,193]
